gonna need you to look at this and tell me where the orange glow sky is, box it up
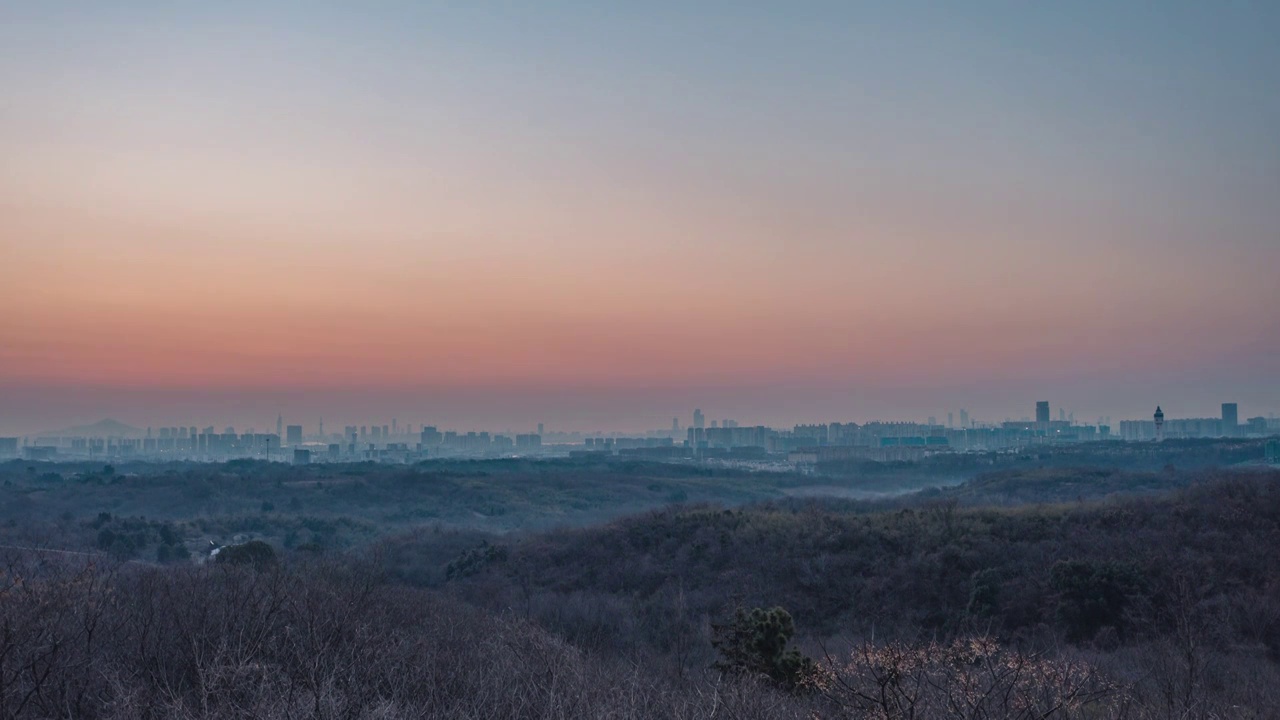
[1,3,1278,433]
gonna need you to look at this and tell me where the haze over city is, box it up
[3,2,1278,432]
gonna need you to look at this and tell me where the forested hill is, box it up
[2,462,1278,717]
[381,468,1280,715]
[402,468,1279,639]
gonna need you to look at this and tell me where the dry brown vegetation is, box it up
[2,461,1278,718]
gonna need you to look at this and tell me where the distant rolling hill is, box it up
[37,418,145,438]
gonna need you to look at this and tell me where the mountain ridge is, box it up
[37,418,145,438]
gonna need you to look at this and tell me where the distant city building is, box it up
[1222,403,1238,436]
[420,426,442,446]
[793,424,829,445]
[1036,401,1050,425]
[293,448,311,465]
[24,446,57,460]
[10,396,1270,464]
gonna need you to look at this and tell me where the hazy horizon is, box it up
[3,2,1278,436]
[2,378,1274,438]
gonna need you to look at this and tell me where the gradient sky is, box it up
[2,1,1278,434]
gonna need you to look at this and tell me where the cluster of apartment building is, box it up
[1118,403,1278,441]
[3,401,1276,465]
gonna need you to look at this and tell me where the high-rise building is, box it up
[1154,406,1165,442]
[693,409,705,429]
[420,426,442,446]
[959,409,969,429]
[947,412,954,429]
[537,423,544,436]
[286,425,303,446]
[1222,403,1238,436]
[671,417,680,434]
[1035,401,1050,425]
[277,414,283,439]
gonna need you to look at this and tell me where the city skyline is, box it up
[3,2,1279,434]
[6,396,1273,467]
[5,395,1275,440]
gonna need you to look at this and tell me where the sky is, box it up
[1,1,1278,434]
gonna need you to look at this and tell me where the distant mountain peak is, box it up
[39,418,145,437]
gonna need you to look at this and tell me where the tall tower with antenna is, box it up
[277,414,283,439]
[1154,406,1165,442]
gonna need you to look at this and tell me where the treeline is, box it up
[928,465,1202,505]
[4,464,1279,717]
[1,554,813,719]
[413,469,1280,641]
[0,547,1168,719]
[389,469,1280,716]
[0,457,795,545]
